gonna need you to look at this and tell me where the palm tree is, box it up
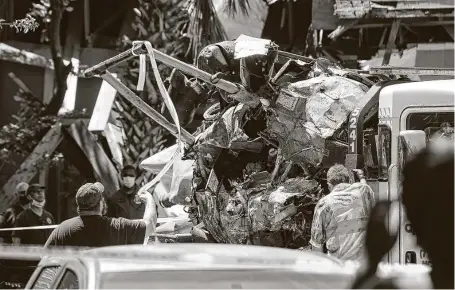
[116,0,228,187]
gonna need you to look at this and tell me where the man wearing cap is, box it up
[12,184,55,245]
[310,165,375,261]
[0,182,30,244]
[45,182,157,247]
[107,165,147,219]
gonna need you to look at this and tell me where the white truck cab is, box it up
[377,79,454,265]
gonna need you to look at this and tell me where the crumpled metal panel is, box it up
[195,104,250,149]
[197,41,239,82]
[265,75,369,167]
[196,171,322,247]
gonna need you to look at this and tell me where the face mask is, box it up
[122,177,136,189]
[19,195,29,205]
[31,199,46,208]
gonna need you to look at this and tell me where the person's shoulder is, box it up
[333,182,374,197]
[60,216,80,225]
[109,190,125,202]
[42,210,55,224]
[43,210,55,218]
[12,203,23,212]
[315,194,332,212]
[16,208,29,219]
[53,217,80,231]
[350,182,374,191]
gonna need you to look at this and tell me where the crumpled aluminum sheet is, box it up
[196,41,239,82]
[265,75,369,167]
[195,104,250,149]
[196,175,322,247]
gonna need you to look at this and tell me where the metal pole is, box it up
[277,50,313,63]
[101,72,195,145]
[370,66,455,76]
[81,43,240,94]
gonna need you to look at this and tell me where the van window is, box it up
[406,112,454,141]
[32,266,61,289]
[57,270,79,289]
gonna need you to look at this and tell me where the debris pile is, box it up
[142,35,376,247]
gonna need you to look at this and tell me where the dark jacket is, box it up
[107,186,146,220]
[0,202,26,243]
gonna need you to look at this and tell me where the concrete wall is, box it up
[360,42,454,81]
[416,43,455,81]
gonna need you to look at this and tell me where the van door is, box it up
[399,107,454,265]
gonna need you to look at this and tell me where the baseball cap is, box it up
[27,184,46,195]
[121,165,137,177]
[16,182,29,193]
[76,182,104,210]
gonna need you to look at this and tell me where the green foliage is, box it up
[0,0,78,169]
[117,0,195,167]
[0,89,89,167]
[0,91,55,165]
[29,0,77,43]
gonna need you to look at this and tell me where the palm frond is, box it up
[223,0,251,17]
[186,0,228,62]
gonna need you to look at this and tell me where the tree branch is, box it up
[44,0,72,115]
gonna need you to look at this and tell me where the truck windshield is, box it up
[406,112,454,140]
[378,124,391,180]
[99,269,352,289]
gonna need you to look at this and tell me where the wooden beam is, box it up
[88,74,118,132]
[0,42,123,73]
[335,2,454,19]
[0,42,54,69]
[349,20,454,29]
[325,20,454,39]
[444,25,454,40]
[379,27,388,48]
[382,19,401,66]
[65,120,120,197]
[43,68,54,105]
[0,124,63,213]
[371,9,454,19]
[104,123,124,168]
[321,48,340,64]
[328,20,360,41]
[8,72,34,96]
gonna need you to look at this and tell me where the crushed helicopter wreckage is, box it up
[81,36,398,247]
[139,35,374,247]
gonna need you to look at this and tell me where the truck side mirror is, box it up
[398,130,427,158]
[398,130,427,179]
